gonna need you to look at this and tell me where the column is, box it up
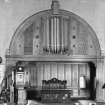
[96,58,104,102]
[18,87,27,105]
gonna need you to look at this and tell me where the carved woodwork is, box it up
[17,62,90,98]
[42,78,67,89]
[41,78,72,103]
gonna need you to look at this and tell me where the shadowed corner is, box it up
[102,83,105,89]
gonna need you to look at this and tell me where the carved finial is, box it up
[51,0,60,14]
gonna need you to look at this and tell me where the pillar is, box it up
[18,87,27,105]
[96,58,105,102]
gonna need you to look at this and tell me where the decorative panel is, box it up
[16,33,24,55]
[25,62,91,97]
[51,64,57,78]
[78,64,90,97]
[37,63,44,87]
[65,64,71,87]
[70,18,79,55]
[33,19,41,55]
[9,0,100,57]
[88,35,96,55]
[71,64,78,87]
[58,64,64,80]
[29,65,37,87]
[24,24,33,55]
[44,64,50,80]
[77,23,88,55]
[10,41,17,55]
[41,17,49,53]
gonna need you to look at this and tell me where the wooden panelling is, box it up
[29,66,37,86]
[86,64,90,79]
[78,23,88,55]
[9,8,100,56]
[58,64,64,80]
[33,65,37,86]
[44,64,50,80]
[65,64,71,87]
[71,64,78,87]
[96,60,104,101]
[37,64,44,87]
[25,63,91,98]
[70,18,79,55]
[80,90,90,97]
[51,64,57,78]
[79,64,87,75]
[41,17,48,49]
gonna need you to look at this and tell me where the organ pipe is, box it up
[56,17,60,53]
[51,17,54,53]
[43,18,46,51]
[61,17,64,53]
[46,17,50,52]
[54,17,57,53]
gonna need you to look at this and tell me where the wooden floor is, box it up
[42,101,105,105]
[97,102,105,105]
[45,102,105,105]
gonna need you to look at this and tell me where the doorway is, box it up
[88,62,96,100]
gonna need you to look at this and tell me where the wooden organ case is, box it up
[5,0,101,103]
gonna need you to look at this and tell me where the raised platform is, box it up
[27,100,105,105]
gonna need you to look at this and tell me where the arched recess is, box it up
[8,10,101,58]
[6,0,101,64]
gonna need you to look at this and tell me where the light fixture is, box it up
[17,66,24,72]
[18,67,22,71]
